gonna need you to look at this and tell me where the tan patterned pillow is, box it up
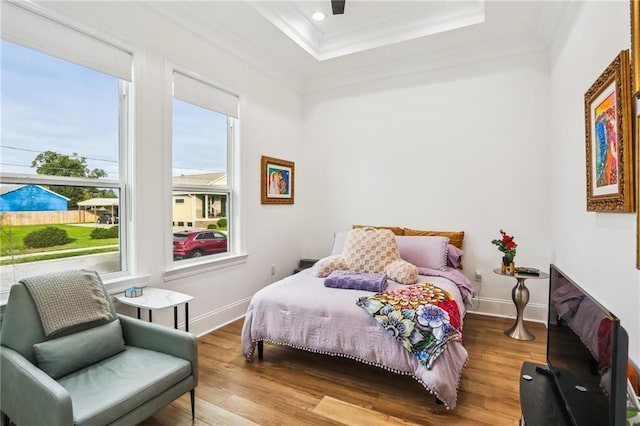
[386,259,418,284]
[315,228,418,284]
[344,227,417,284]
[343,227,400,273]
[313,255,347,277]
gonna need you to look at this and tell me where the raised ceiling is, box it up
[247,1,486,61]
[147,1,569,93]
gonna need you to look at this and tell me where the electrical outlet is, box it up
[270,264,275,276]
[474,270,482,283]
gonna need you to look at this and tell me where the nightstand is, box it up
[493,268,549,340]
[293,258,318,274]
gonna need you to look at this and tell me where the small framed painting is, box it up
[584,50,634,212]
[261,156,294,204]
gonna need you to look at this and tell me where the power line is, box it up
[0,162,118,176]
[0,162,31,169]
[1,145,118,163]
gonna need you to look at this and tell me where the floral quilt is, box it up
[356,282,462,369]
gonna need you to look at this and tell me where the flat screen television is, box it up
[547,264,629,426]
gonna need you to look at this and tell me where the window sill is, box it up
[163,252,248,282]
[0,254,248,306]
[103,274,152,295]
[0,274,152,306]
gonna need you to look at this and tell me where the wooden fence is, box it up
[0,210,98,226]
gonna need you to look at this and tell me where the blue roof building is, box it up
[0,184,69,212]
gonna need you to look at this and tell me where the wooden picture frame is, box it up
[261,156,294,204]
[584,50,634,212]
[632,0,640,97]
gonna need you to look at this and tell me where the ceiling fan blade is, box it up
[331,0,345,15]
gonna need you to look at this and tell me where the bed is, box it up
[241,227,475,409]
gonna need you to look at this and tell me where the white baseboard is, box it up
[185,295,548,338]
[188,297,252,337]
[467,296,547,324]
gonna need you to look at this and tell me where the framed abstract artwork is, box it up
[584,50,634,212]
[261,155,294,204]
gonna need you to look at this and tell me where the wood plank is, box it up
[312,395,419,426]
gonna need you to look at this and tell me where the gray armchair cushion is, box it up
[34,319,125,379]
[57,346,191,425]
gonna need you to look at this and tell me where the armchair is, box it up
[0,270,198,426]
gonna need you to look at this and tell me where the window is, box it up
[0,4,132,293]
[171,71,238,263]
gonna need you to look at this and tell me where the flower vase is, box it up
[502,256,515,275]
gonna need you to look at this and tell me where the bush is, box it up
[91,226,119,239]
[23,227,68,248]
[207,224,217,229]
[216,218,227,228]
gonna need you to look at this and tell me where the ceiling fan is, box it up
[331,0,345,15]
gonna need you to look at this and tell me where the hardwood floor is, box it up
[140,313,546,426]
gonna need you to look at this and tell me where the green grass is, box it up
[0,224,118,256]
[0,247,118,266]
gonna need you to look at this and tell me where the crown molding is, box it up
[248,0,485,61]
[303,34,548,94]
[536,0,570,49]
[145,2,305,94]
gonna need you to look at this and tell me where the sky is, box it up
[1,39,227,181]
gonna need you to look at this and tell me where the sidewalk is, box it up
[1,244,118,261]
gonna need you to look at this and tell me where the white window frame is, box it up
[0,3,135,293]
[164,67,245,280]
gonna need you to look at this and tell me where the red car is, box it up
[173,230,227,260]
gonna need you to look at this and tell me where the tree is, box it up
[31,151,110,207]
[32,151,106,179]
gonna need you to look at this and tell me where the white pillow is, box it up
[395,235,449,271]
[330,231,349,255]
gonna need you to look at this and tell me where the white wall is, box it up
[34,2,305,334]
[548,1,639,363]
[301,50,552,321]
[23,1,638,367]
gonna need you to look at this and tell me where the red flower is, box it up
[491,229,517,259]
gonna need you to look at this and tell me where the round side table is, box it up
[493,268,549,340]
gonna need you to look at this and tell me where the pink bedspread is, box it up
[241,268,469,409]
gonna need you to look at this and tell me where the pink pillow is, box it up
[395,236,449,271]
[447,244,464,269]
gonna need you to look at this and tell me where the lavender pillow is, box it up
[330,231,348,255]
[324,270,388,292]
[395,235,449,271]
[447,244,464,269]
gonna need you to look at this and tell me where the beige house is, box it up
[172,173,227,229]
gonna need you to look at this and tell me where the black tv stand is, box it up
[534,364,559,377]
[520,362,572,425]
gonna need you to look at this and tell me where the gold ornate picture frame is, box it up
[632,0,640,97]
[261,156,294,205]
[584,50,634,212]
